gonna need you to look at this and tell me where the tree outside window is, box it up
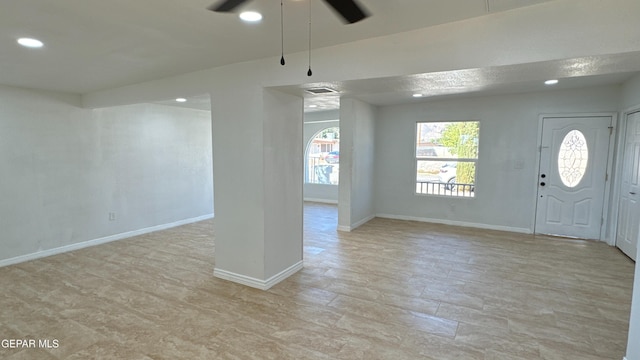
[416,121,479,197]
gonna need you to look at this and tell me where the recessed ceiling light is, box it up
[308,104,318,108]
[17,37,44,48]
[545,79,559,85]
[176,98,187,102]
[412,93,424,98]
[239,11,262,22]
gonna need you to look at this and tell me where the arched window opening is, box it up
[306,127,340,185]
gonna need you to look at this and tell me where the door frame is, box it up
[611,106,640,248]
[533,113,618,242]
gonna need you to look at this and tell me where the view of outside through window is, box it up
[307,127,340,185]
[416,121,479,197]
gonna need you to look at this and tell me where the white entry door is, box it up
[535,116,612,240]
[616,112,640,260]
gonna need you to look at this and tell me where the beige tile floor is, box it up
[0,202,635,359]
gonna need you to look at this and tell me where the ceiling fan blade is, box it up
[207,0,250,12]
[322,0,370,24]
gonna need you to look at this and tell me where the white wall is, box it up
[211,84,304,286]
[374,86,621,233]
[263,90,304,279]
[93,103,214,228]
[0,85,213,265]
[304,182,339,204]
[210,83,266,280]
[621,74,640,111]
[339,98,376,230]
[622,73,640,360]
[303,110,339,203]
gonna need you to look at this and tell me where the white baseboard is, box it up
[213,260,303,290]
[376,213,531,234]
[337,214,376,232]
[0,213,214,268]
[304,198,338,205]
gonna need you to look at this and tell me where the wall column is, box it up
[338,97,376,231]
[210,85,303,289]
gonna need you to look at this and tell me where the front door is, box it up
[616,111,640,260]
[535,116,612,240]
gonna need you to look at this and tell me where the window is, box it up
[306,127,340,185]
[415,121,479,197]
[558,130,588,187]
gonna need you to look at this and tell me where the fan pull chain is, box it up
[280,0,285,65]
[307,0,312,76]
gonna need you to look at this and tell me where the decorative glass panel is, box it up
[558,130,588,187]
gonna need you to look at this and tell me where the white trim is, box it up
[610,114,628,246]
[304,198,338,205]
[304,119,339,124]
[352,214,375,230]
[265,261,304,289]
[376,213,531,234]
[611,107,640,248]
[213,260,303,290]
[0,213,214,268]
[337,214,375,232]
[600,113,618,244]
[533,115,545,231]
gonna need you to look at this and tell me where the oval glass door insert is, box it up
[558,130,588,187]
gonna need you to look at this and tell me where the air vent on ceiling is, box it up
[305,87,338,95]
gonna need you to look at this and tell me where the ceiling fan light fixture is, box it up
[239,11,262,22]
[209,0,369,24]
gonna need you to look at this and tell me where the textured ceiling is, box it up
[1,0,554,94]
[4,0,638,113]
[293,52,640,111]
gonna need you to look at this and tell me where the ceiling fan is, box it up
[208,0,370,24]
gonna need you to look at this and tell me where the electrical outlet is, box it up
[109,212,116,221]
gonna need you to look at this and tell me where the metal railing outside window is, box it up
[416,181,475,197]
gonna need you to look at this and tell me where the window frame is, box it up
[305,126,340,185]
[414,120,480,198]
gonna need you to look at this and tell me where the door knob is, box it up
[540,182,546,186]
[631,192,637,195]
